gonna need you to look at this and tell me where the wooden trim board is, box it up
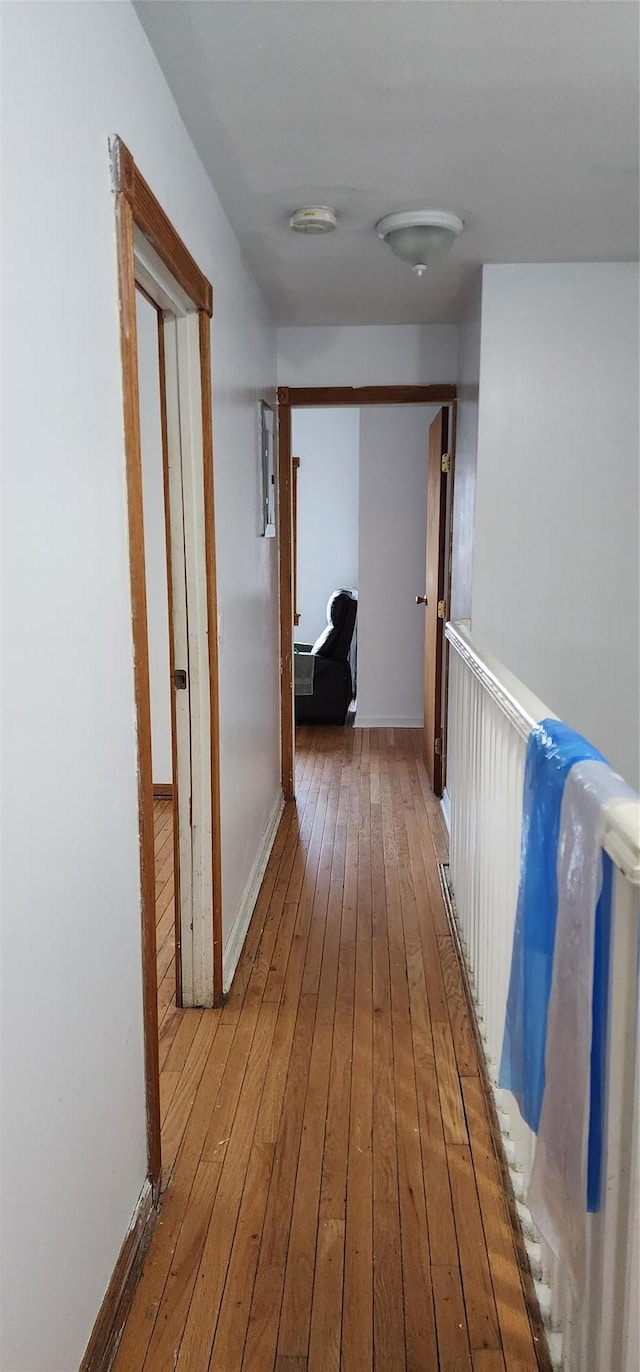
[278,390,295,799]
[423,406,449,795]
[153,783,174,800]
[110,137,212,316]
[199,309,224,1003]
[222,790,285,992]
[112,135,222,1177]
[79,1182,157,1372]
[286,383,456,407]
[114,189,162,1189]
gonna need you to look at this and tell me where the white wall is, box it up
[137,292,172,784]
[0,5,279,1370]
[357,406,438,727]
[473,263,639,786]
[292,409,359,646]
[278,324,458,387]
[450,279,481,621]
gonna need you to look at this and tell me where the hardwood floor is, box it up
[114,727,544,1372]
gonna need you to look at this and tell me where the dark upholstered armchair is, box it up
[294,589,357,725]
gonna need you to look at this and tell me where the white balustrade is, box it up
[445,620,640,1372]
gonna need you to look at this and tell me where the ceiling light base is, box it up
[376,209,464,274]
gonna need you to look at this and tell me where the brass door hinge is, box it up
[437,600,447,619]
[435,737,442,756]
[441,452,451,474]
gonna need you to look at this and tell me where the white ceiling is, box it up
[135,0,639,325]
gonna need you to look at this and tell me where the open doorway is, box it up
[135,288,183,1049]
[278,385,457,803]
[292,408,359,729]
[112,137,223,1191]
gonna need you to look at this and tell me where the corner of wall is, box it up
[450,278,482,623]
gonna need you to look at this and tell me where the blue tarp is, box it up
[499,718,612,1210]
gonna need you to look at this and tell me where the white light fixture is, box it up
[290,206,338,234]
[375,209,464,277]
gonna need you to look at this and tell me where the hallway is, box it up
[115,728,544,1372]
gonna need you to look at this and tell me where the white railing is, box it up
[445,620,640,1372]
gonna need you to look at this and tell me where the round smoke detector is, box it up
[289,206,338,234]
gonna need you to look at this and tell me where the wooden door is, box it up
[292,455,301,628]
[163,313,220,1007]
[422,408,450,795]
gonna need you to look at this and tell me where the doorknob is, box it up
[415,595,428,606]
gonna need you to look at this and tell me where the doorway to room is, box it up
[112,136,223,1192]
[292,407,359,730]
[135,286,182,1080]
[278,385,457,803]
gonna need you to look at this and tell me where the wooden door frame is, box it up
[111,136,223,1192]
[424,407,452,796]
[277,384,457,799]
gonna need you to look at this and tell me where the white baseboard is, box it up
[440,786,451,833]
[222,790,285,993]
[354,715,423,729]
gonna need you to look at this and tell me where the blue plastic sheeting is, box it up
[499,718,611,1210]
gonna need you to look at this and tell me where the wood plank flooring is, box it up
[115,727,544,1372]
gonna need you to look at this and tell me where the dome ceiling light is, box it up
[375,209,464,277]
[289,206,338,234]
